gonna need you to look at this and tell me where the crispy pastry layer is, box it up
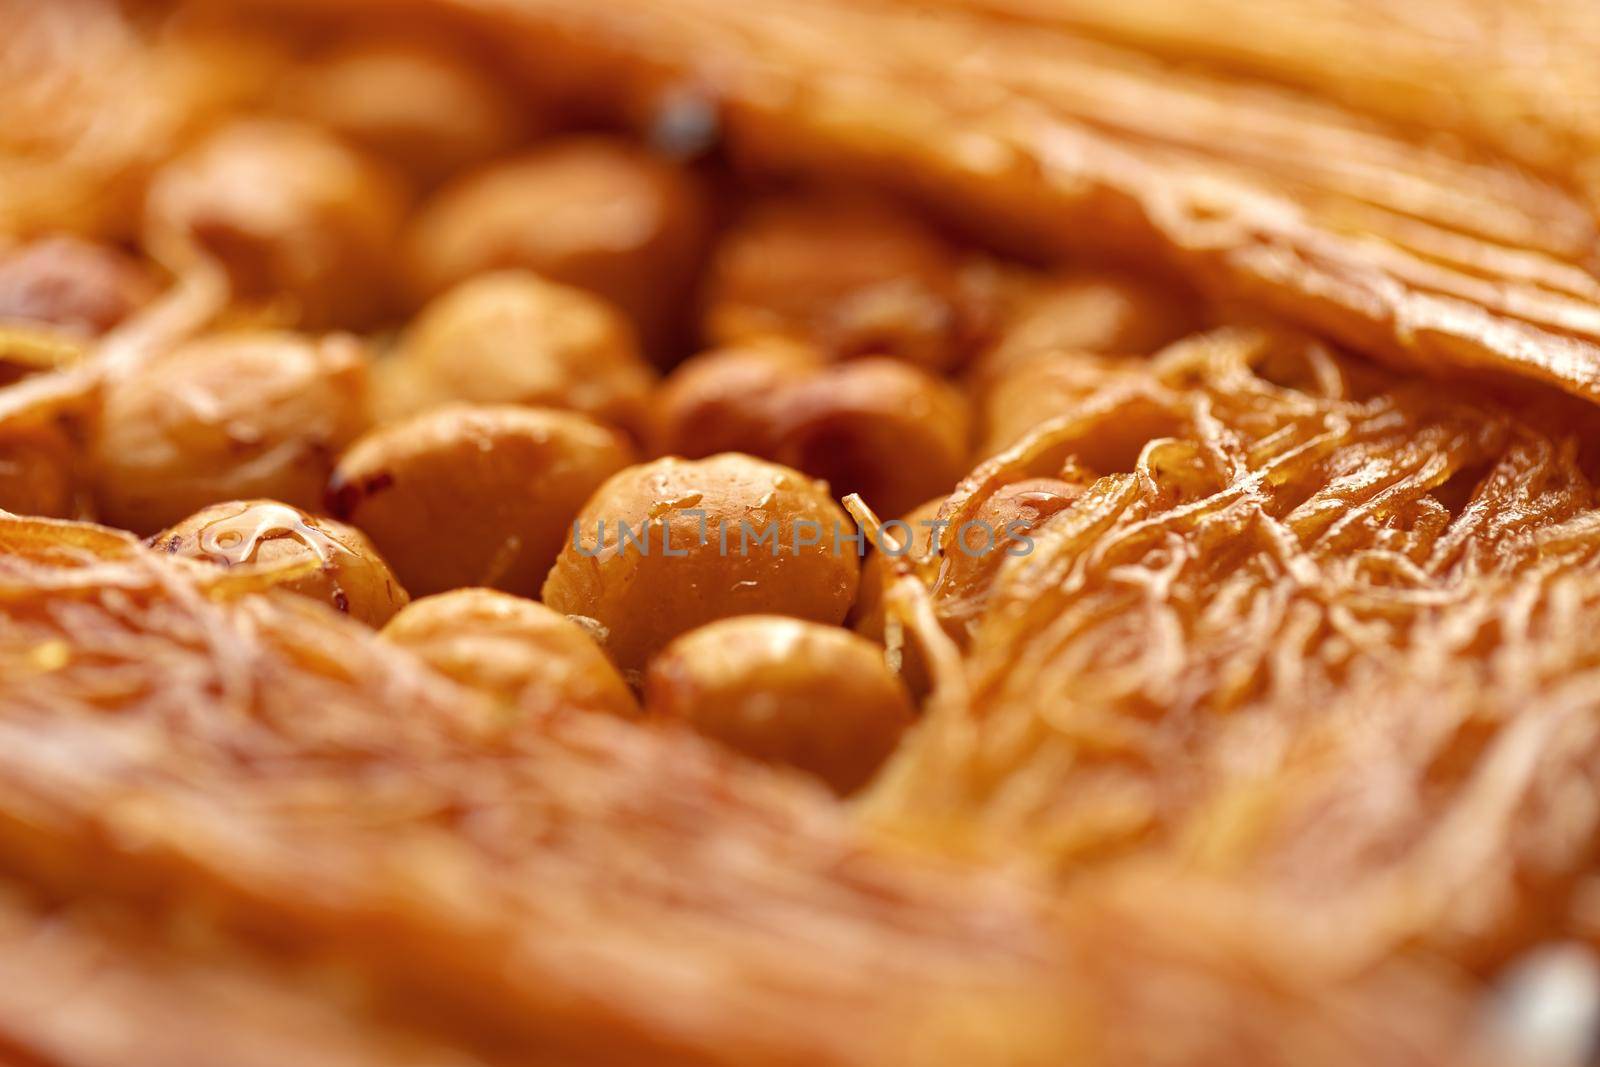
[0,511,1477,1066]
[873,327,1600,975]
[258,0,1600,401]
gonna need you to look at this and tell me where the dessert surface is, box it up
[4,2,1600,1064]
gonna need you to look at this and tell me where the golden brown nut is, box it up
[0,422,76,519]
[403,137,708,353]
[382,588,637,718]
[327,404,633,599]
[144,118,408,328]
[275,35,526,186]
[91,331,369,536]
[151,499,408,626]
[702,191,970,372]
[388,271,655,437]
[649,338,821,457]
[0,237,156,338]
[769,358,970,520]
[643,615,914,794]
[655,344,971,519]
[542,454,861,673]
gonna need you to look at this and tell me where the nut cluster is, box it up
[0,29,1195,795]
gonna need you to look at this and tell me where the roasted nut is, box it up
[382,588,637,718]
[328,404,633,599]
[650,338,822,457]
[702,191,970,372]
[0,237,156,338]
[152,499,408,626]
[655,343,970,519]
[0,423,76,519]
[92,331,369,535]
[643,615,914,794]
[971,270,1200,386]
[769,358,970,520]
[145,118,408,328]
[387,271,655,437]
[403,137,709,353]
[542,454,861,673]
[276,35,526,186]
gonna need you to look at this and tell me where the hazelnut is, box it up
[404,137,708,354]
[153,498,408,626]
[389,271,654,437]
[145,118,407,328]
[383,588,638,718]
[328,404,634,598]
[542,453,861,673]
[644,615,914,794]
[92,331,369,535]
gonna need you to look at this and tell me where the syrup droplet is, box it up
[195,502,341,569]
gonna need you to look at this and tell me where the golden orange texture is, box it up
[4,0,1600,1063]
[270,0,1600,401]
[0,512,1476,1065]
[874,327,1600,975]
